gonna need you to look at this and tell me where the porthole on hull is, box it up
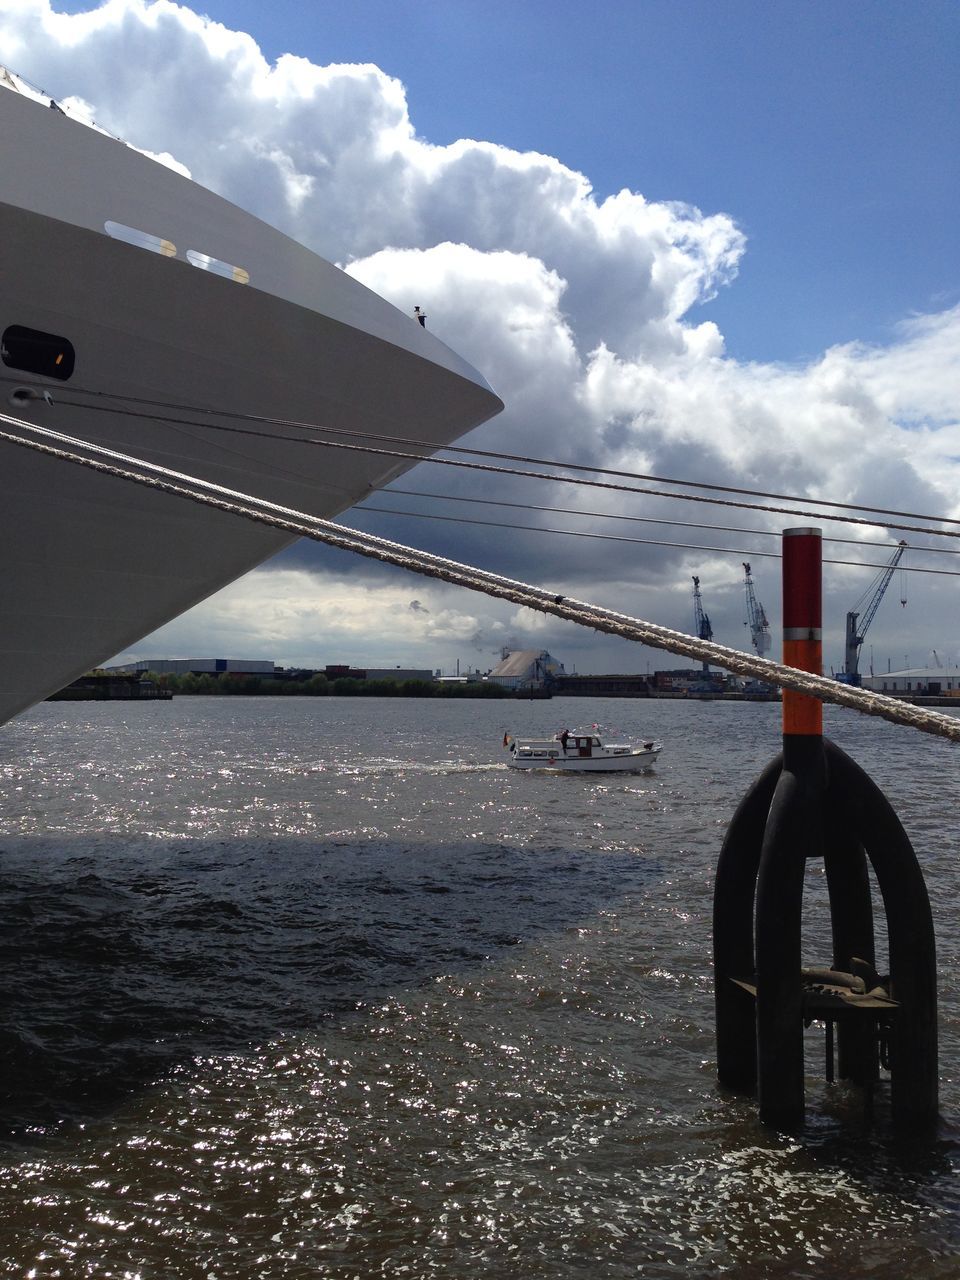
[186,249,250,284]
[104,220,176,256]
[1,325,75,380]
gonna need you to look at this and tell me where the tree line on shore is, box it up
[141,671,513,698]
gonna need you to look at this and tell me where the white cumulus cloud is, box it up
[4,0,958,672]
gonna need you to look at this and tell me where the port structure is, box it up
[841,541,907,685]
[692,575,713,675]
[714,528,937,1131]
[742,562,771,656]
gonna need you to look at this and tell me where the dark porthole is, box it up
[1,324,76,380]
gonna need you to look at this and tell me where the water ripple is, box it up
[0,696,956,1276]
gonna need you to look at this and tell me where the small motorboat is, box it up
[503,726,662,772]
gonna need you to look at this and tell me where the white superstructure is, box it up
[0,71,503,726]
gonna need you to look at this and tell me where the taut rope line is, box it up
[2,411,958,745]
[23,391,960,543]
[8,373,956,532]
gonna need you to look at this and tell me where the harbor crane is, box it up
[841,540,907,685]
[692,575,713,674]
[742,563,771,656]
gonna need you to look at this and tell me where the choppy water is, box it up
[0,695,958,1277]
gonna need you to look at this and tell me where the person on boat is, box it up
[559,729,570,750]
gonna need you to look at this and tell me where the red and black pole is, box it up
[753,528,827,1125]
[715,526,938,1131]
[780,527,823,741]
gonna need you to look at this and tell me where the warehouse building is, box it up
[861,667,960,696]
[487,649,565,691]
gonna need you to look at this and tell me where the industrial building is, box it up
[108,658,276,676]
[363,668,434,683]
[487,649,565,691]
[861,667,960,696]
[107,658,434,683]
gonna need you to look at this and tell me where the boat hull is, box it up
[0,82,503,725]
[508,749,661,772]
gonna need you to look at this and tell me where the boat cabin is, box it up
[511,730,640,761]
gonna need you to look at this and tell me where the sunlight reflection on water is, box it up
[0,696,957,1276]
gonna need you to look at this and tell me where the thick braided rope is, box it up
[2,413,958,745]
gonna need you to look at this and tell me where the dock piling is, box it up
[713,527,938,1129]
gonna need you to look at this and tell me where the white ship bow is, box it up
[0,73,503,724]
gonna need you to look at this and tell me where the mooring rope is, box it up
[9,373,956,532]
[2,410,959,745]
[356,504,960,577]
[23,388,960,543]
[377,488,960,558]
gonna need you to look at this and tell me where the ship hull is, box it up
[0,81,502,725]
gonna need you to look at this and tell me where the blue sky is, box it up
[7,1,960,675]
[142,0,959,364]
